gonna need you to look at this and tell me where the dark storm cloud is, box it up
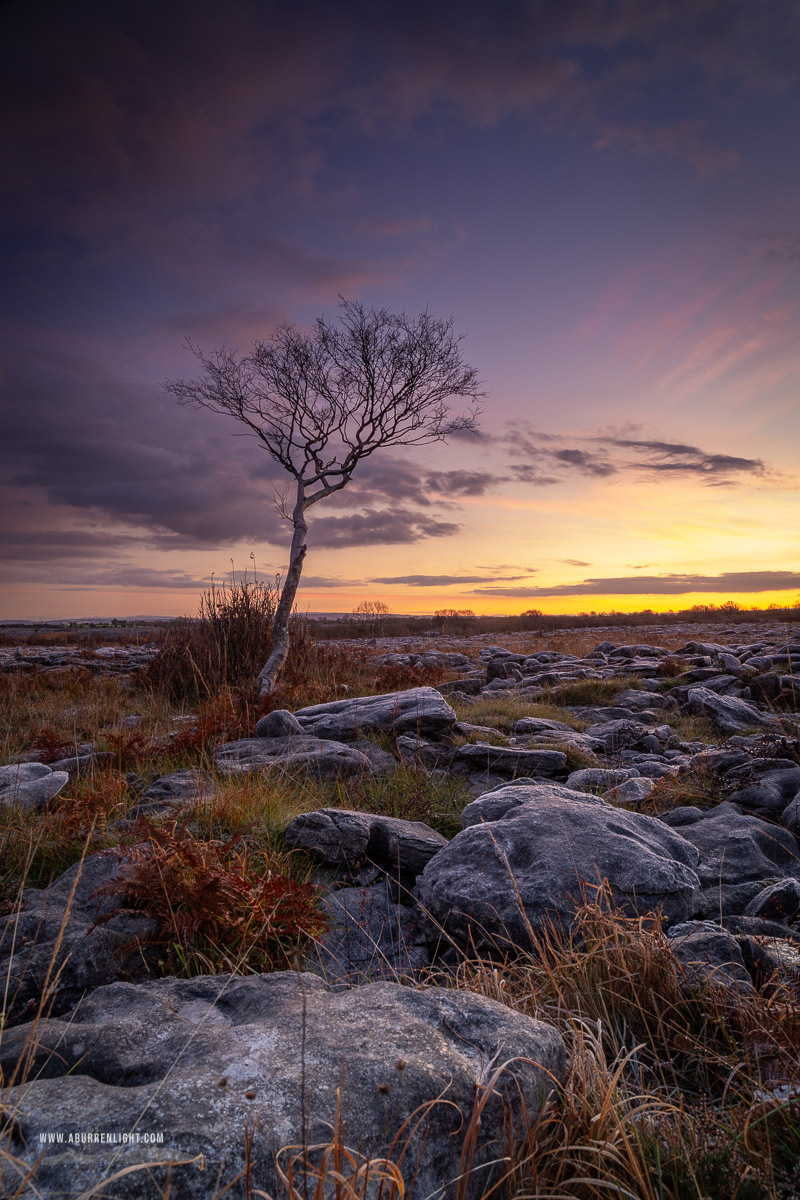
[424,470,501,496]
[506,428,767,485]
[0,529,143,561]
[371,574,529,587]
[473,571,800,597]
[3,0,796,247]
[0,354,464,566]
[0,352,282,544]
[64,568,213,590]
[308,510,461,548]
[319,461,505,511]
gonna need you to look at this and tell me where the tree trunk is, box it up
[257,488,307,698]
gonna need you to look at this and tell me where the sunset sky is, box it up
[2,0,799,620]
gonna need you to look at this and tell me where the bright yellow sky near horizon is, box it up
[3,463,797,621]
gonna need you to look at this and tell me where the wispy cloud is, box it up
[505,426,767,486]
[371,573,530,586]
[473,570,800,597]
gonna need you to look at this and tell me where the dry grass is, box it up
[451,695,589,732]
[0,670,188,766]
[435,898,800,1200]
[4,616,800,1198]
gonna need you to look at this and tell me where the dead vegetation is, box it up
[3,599,800,1199]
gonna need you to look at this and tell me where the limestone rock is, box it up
[284,808,448,883]
[309,883,431,986]
[0,763,70,810]
[294,687,457,741]
[454,743,567,780]
[0,851,155,1026]
[566,767,641,794]
[684,687,779,734]
[0,973,566,1200]
[254,708,304,737]
[213,736,377,778]
[416,784,700,949]
[659,802,800,917]
[667,921,756,997]
[742,878,800,922]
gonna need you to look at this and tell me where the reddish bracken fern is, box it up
[92,818,327,975]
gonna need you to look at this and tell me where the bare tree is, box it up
[352,600,392,616]
[165,298,483,697]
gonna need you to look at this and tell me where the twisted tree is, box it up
[166,298,483,697]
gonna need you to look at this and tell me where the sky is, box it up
[1,0,799,620]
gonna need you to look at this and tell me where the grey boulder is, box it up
[725,763,800,819]
[416,784,700,950]
[742,878,800,921]
[309,883,431,986]
[684,687,779,734]
[0,850,154,1026]
[782,792,800,835]
[583,719,669,754]
[294,687,457,741]
[566,767,641,794]
[603,777,655,806]
[134,768,214,816]
[48,751,115,779]
[0,973,566,1200]
[512,717,579,735]
[667,921,756,997]
[284,808,448,883]
[213,736,377,778]
[460,782,597,829]
[454,743,567,780]
[254,708,304,737]
[0,762,70,810]
[659,802,800,917]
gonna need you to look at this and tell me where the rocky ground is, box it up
[1,623,800,1198]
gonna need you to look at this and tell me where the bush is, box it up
[94,818,327,975]
[146,575,278,701]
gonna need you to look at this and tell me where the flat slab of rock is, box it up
[284,808,447,882]
[1,973,566,1200]
[460,782,598,829]
[454,743,567,779]
[416,784,701,949]
[724,762,800,819]
[134,768,214,815]
[566,767,641,794]
[294,687,457,741]
[582,719,668,753]
[48,750,115,779]
[213,736,378,778]
[685,687,780,733]
[512,717,579,735]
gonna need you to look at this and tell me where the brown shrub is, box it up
[94,818,327,975]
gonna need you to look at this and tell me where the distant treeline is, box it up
[311,602,800,640]
[2,601,798,648]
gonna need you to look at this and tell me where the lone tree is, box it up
[166,298,483,697]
